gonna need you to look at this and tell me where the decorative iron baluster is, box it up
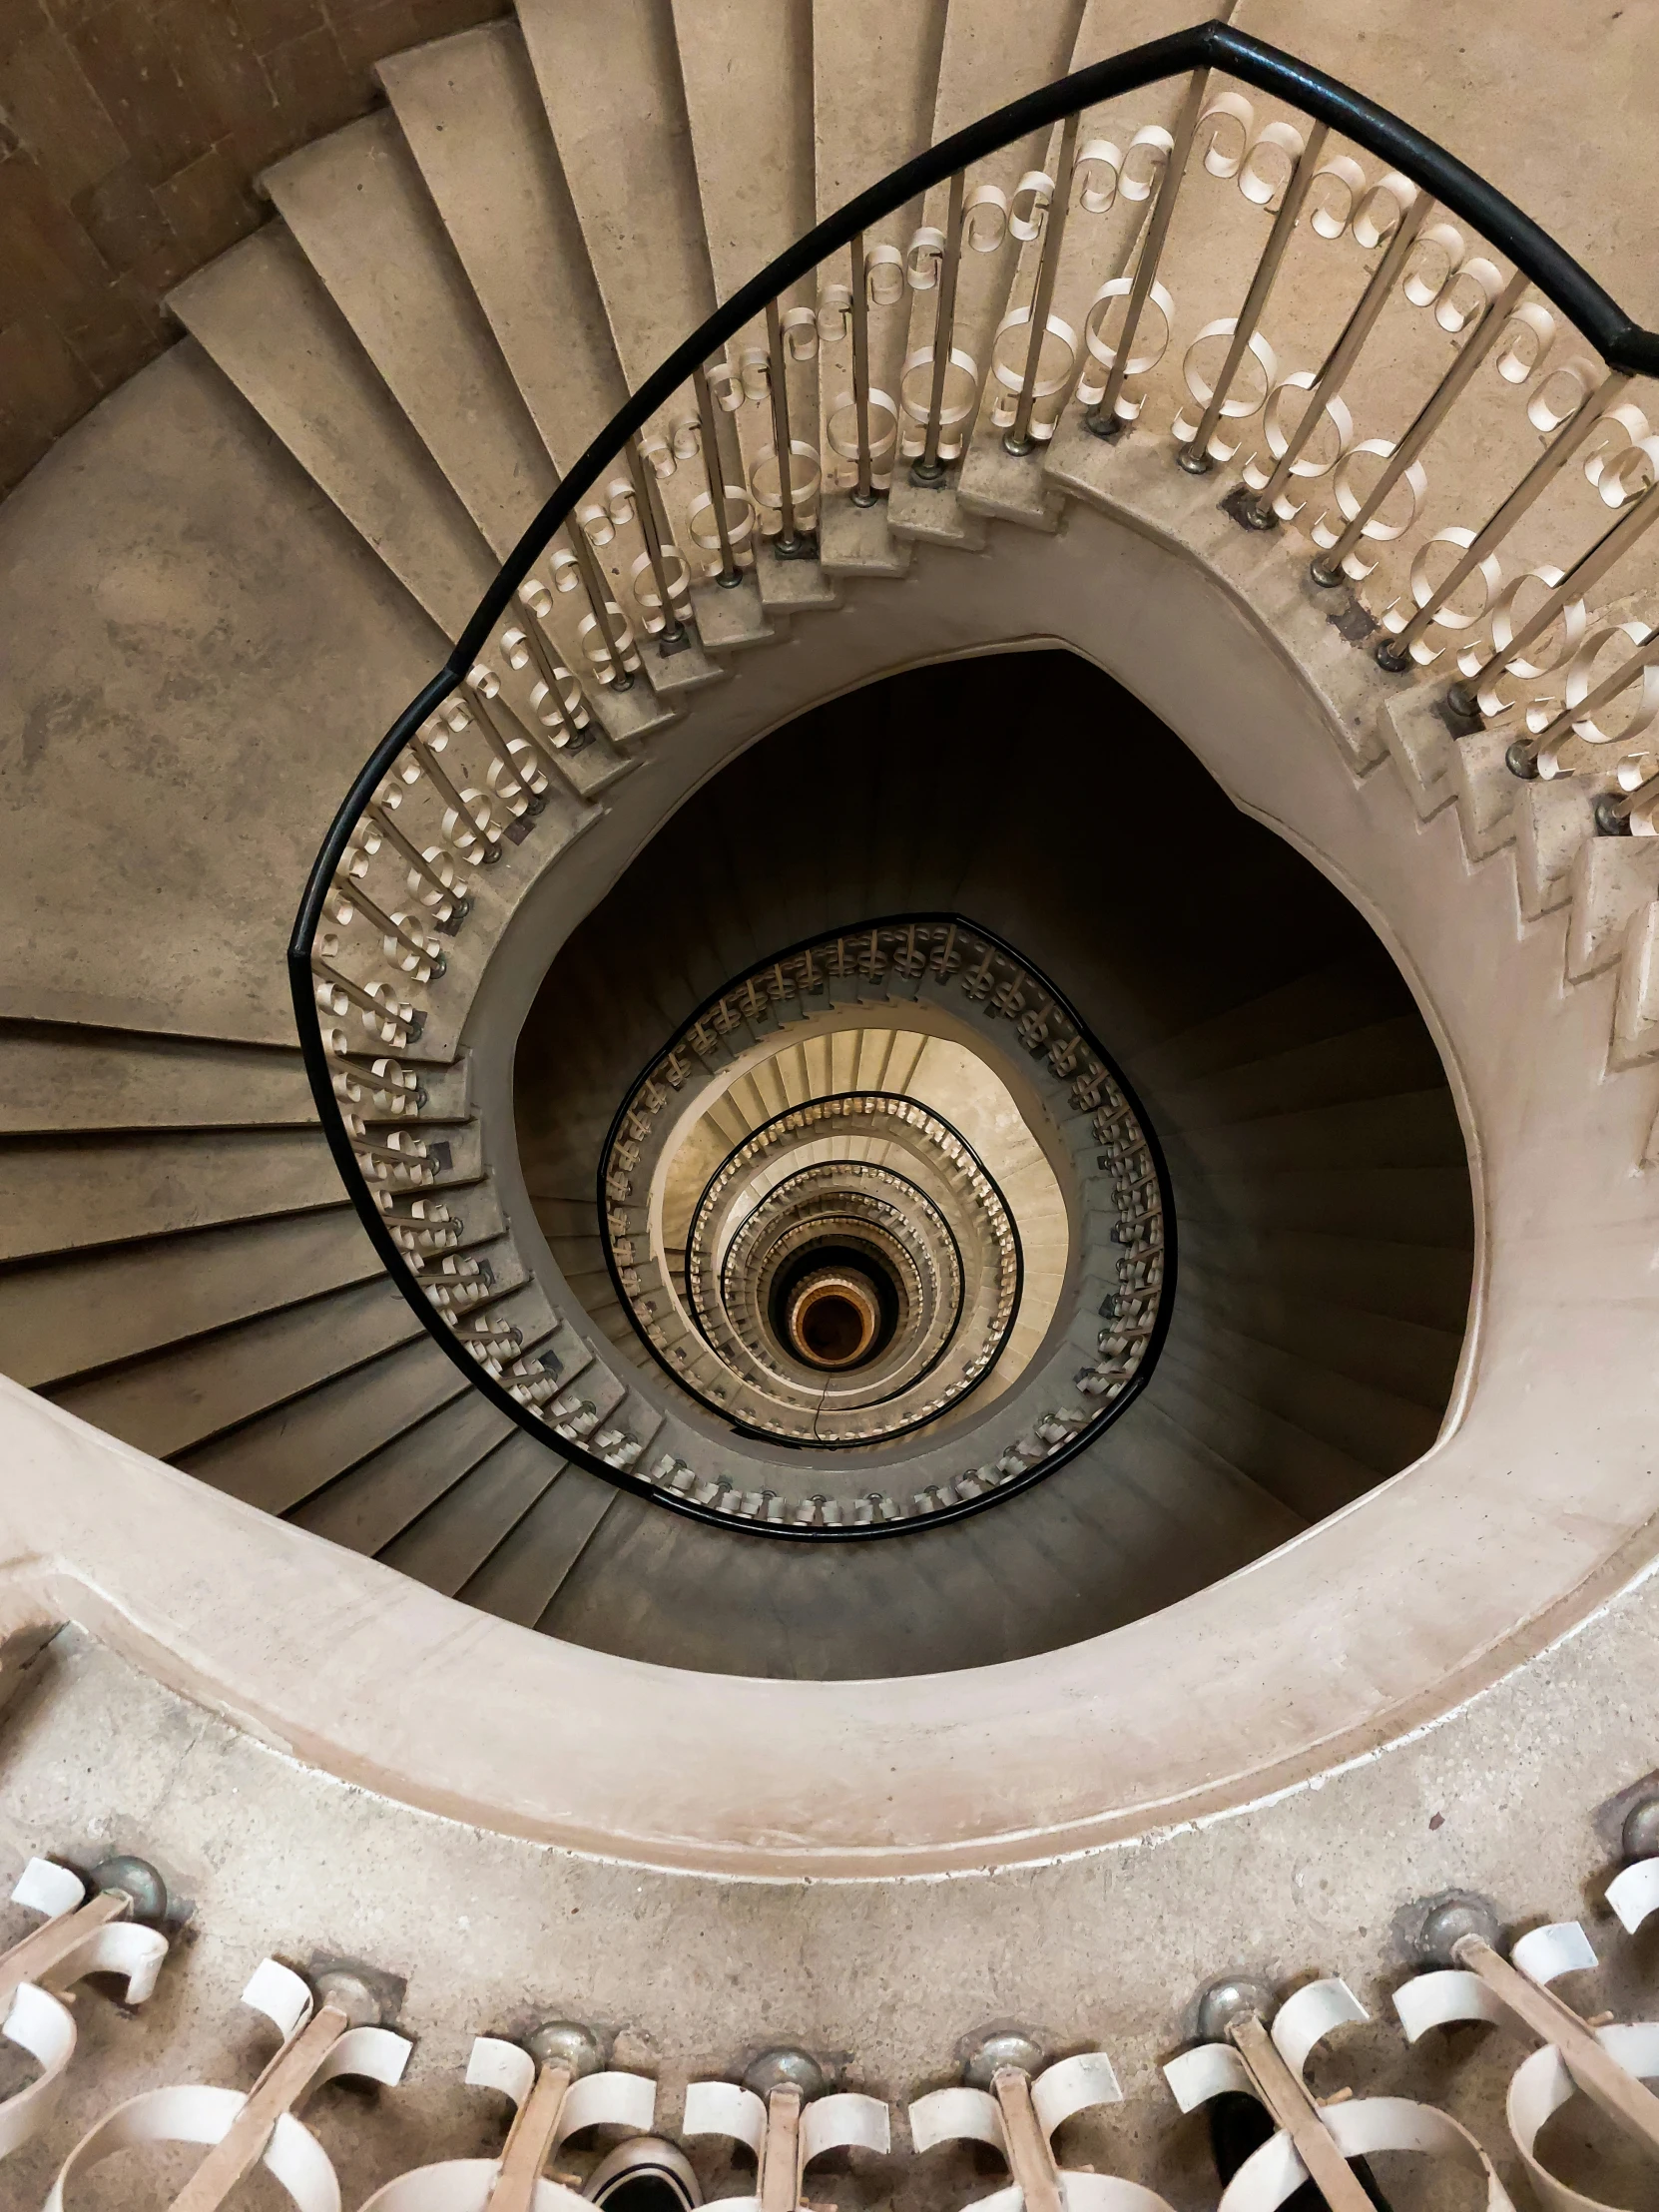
[1086,68,1209,437]
[1004,111,1080,456]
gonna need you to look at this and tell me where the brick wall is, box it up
[0,0,509,494]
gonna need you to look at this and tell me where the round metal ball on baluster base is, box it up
[745,2047,828,2101]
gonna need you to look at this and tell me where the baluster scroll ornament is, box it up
[0,1857,170,2164]
[1082,69,1209,436]
[1239,173,1429,527]
[357,2021,657,2212]
[1175,109,1326,472]
[1377,363,1629,670]
[1169,1977,1512,2211]
[685,2048,889,2212]
[1396,1896,1659,2208]
[911,2031,1173,2212]
[46,1956,410,2212]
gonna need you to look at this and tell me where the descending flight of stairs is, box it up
[34,0,1647,1681]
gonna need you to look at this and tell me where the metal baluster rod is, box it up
[510,594,590,751]
[412,731,501,862]
[849,231,876,505]
[1243,187,1430,527]
[1508,628,1659,781]
[1179,120,1330,474]
[369,803,468,916]
[1312,267,1529,582]
[569,524,635,691]
[1006,110,1080,456]
[914,168,966,486]
[1376,367,1632,669]
[466,676,548,809]
[693,361,743,585]
[625,433,691,651]
[1087,67,1210,439]
[765,295,811,554]
[1450,469,1659,718]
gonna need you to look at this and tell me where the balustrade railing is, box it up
[16,1791,1659,2205]
[294,20,1659,1534]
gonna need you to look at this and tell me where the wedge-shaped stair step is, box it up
[1151,1017,1448,1126]
[1148,1349,1382,1524]
[1614,899,1659,1068]
[378,22,627,471]
[0,1026,316,1135]
[0,1206,377,1389]
[180,1333,470,1515]
[263,111,557,561]
[1129,960,1428,1084]
[170,228,494,636]
[1452,725,1520,858]
[517,0,717,395]
[1516,780,1599,919]
[818,500,913,577]
[289,1385,517,1552]
[49,1276,422,1461]
[689,575,777,652]
[378,1427,564,1594]
[1567,834,1659,980]
[0,1127,341,1265]
[1379,680,1461,818]
[456,1465,616,1626]
[811,0,944,576]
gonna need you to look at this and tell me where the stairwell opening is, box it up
[508,650,1477,1679]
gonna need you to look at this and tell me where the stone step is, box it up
[169,227,495,637]
[379,22,628,473]
[262,111,557,563]
[518,0,717,396]
[0,1024,317,1135]
[379,1425,567,1594]
[0,1127,342,1265]
[809,0,943,574]
[180,1332,470,1515]
[455,1464,617,1626]
[48,1274,423,1461]
[0,1207,379,1390]
[287,1385,517,1554]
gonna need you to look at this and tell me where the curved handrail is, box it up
[289,19,1636,1534]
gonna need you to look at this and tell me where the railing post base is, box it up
[1375,638,1411,673]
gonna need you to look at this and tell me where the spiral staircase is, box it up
[5,3,1659,2206]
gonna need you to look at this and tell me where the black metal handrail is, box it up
[290,19,1637,1534]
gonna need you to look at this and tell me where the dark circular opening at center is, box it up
[799,1289,867,1364]
[770,1241,899,1373]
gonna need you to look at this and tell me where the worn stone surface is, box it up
[2,1612,1658,2209]
[0,0,513,493]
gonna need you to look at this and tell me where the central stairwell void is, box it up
[501,653,1473,1676]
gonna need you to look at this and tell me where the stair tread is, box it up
[262,110,556,561]
[288,1386,516,1553]
[518,0,717,393]
[0,1207,377,1390]
[379,22,628,472]
[1145,1349,1386,1527]
[379,1425,565,1593]
[49,1276,421,1461]
[0,1024,315,1135]
[180,1334,469,1515]
[169,226,494,635]
[0,1127,342,1265]
[459,1465,616,1626]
